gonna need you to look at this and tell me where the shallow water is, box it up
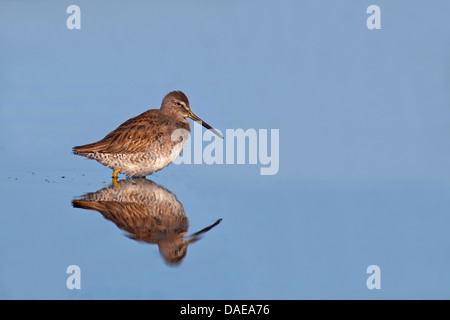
[1,167,450,299]
[1,1,450,299]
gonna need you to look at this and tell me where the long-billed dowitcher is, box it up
[73,91,223,177]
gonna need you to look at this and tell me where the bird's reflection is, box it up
[72,178,221,266]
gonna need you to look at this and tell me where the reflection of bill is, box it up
[72,178,221,266]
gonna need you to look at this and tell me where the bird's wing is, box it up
[73,110,174,154]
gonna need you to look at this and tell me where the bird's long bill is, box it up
[188,111,224,139]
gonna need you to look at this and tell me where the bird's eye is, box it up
[176,102,182,106]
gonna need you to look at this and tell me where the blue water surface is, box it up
[0,0,449,299]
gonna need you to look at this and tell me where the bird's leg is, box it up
[112,168,121,179]
[112,168,121,187]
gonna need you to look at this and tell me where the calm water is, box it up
[1,1,450,299]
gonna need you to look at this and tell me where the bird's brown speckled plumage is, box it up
[74,109,189,154]
[73,91,222,177]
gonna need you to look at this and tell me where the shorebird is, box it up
[72,178,222,265]
[73,91,223,178]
